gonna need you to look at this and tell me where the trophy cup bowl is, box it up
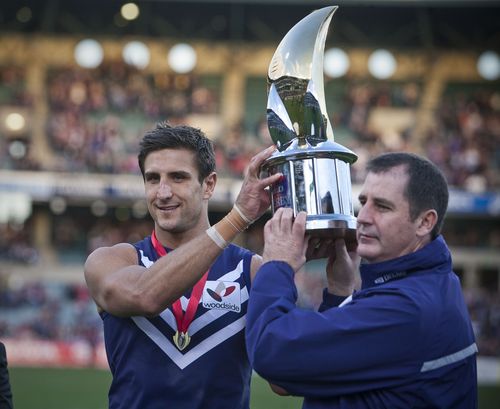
[262,6,357,241]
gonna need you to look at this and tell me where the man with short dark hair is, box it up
[246,152,478,408]
[85,122,280,409]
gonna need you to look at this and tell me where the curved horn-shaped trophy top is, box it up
[267,6,337,151]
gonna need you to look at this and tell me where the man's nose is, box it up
[356,204,371,226]
[157,182,173,198]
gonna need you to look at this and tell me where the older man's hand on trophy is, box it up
[262,209,309,273]
[325,238,361,296]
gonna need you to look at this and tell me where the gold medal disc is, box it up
[173,331,191,351]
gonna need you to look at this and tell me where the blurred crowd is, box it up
[1,64,499,189]
[45,63,220,174]
[424,88,500,192]
[329,81,500,190]
[0,278,102,349]
[465,287,500,357]
[0,222,38,265]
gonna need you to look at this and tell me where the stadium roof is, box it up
[0,0,499,50]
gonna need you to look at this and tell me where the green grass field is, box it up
[9,367,301,409]
[9,367,500,409]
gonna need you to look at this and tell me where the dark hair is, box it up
[365,152,449,239]
[138,121,216,183]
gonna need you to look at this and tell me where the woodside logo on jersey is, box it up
[202,281,241,312]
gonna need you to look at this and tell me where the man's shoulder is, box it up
[87,242,137,259]
[131,235,151,250]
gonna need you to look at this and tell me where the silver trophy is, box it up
[262,6,357,241]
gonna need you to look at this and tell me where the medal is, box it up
[173,331,191,351]
[151,230,209,351]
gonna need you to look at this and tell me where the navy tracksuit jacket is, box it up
[246,236,477,409]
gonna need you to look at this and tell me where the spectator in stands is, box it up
[84,122,281,408]
[0,342,13,409]
[246,152,478,408]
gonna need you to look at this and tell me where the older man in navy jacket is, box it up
[246,152,477,409]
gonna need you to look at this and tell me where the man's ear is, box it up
[203,172,217,200]
[416,209,438,238]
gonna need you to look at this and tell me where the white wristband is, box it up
[206,226,228,249]
[233,204,254,225]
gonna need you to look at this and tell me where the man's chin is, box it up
[156,220,177,232]
[356,244,378,263]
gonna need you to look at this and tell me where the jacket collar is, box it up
[360,235,451,289]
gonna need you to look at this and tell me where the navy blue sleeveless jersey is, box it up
[101,236,254,409]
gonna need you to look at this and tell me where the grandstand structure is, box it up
[0,0,499,373]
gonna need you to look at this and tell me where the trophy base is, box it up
[305,215,357,245]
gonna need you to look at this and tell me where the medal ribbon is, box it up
[150,230,209,339]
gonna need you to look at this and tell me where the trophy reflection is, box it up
[262,6,357,242]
